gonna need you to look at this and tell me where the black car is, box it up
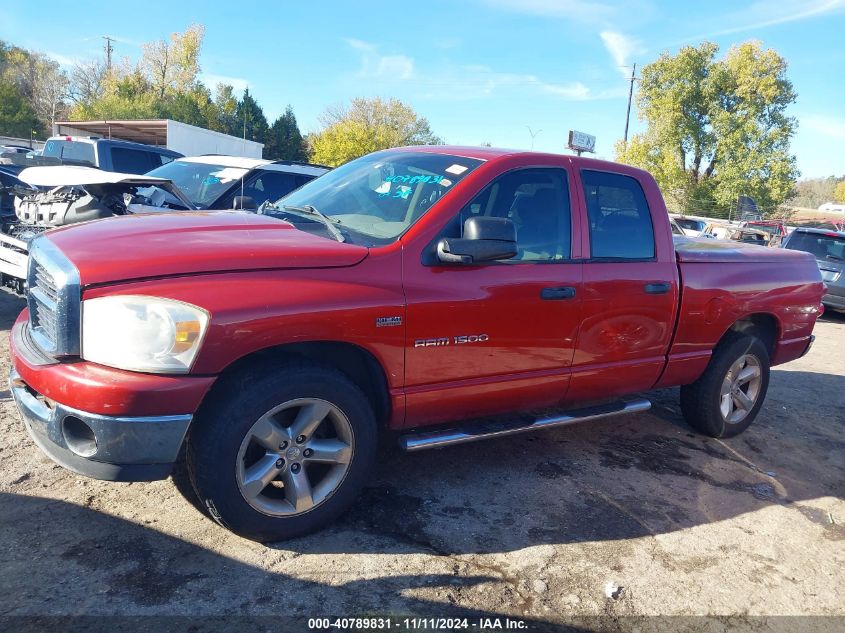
[40,136,182,174]
[782,227,845,312]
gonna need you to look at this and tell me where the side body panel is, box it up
[655,256,824,387]
[566,162,680,401]
[400,154,585,427]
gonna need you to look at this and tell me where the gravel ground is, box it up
[0,290,842,631]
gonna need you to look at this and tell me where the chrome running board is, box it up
[398,398,651,452]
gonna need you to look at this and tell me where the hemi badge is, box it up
[376,316,402,328]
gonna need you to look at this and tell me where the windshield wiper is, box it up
[280,204,345,243]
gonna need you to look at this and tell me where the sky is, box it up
[1,0,844,178]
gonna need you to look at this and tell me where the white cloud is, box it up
[200,73,250,93]
[600,31,646,76]
[802,114,845,141]
[483,0,616,24]
[342,40,617,102]
[482,0,655,26]
[346,39,414,80]
[44,51,78,68]
[683,0,845,41]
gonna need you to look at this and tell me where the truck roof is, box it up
[176,155,329,177]
[392,145,653,176]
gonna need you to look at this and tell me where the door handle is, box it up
[541,286,576,300]
[644,282,671,294]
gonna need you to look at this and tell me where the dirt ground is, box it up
[0,290,842,631]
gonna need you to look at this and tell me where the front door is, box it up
[403,167,584,427]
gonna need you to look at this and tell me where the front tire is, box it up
[680,333,770,438]
[186,362,377,542]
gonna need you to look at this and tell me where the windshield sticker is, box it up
[210,167,249,183]
[383,174,443,185]
[379,185,412,200]
[445,164,468,175]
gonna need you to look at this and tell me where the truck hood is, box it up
[45,212,369,286]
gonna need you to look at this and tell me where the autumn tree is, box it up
[265,105,307,161]
[69,58,107,105]
[616,41,798,216]
[833,181,845,204]
[0,41,68,135]
[310,97,441,166]
[141,24,204,100]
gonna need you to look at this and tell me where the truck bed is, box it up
[658,237,823,388]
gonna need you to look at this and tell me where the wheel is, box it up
[680,333,770,438]
[186,362,377,541]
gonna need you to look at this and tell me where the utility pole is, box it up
[526,126,542,151]
[102,36,115,71]
[623,63,637,148]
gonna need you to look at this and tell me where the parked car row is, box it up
[0,147,329,292]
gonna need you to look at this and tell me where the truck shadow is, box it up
[267,368,844,556]
[0,492,581,630]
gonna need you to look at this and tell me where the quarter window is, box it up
[582,170,655,259]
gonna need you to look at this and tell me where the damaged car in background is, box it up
[0,157,329,293]
[0,166,194,293]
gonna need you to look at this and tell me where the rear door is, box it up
[567,168,678,401]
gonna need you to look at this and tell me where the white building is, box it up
[53,119,264,159]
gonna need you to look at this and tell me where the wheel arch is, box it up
[721,312,780,356]
[199,340,392,428]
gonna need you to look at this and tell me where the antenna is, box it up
[526,126,542,151]
[102,36,115,71]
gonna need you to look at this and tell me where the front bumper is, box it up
[10,367,192,481]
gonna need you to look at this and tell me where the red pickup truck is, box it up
[9,146,824,541]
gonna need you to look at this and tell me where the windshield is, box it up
[146,160,248,207]
[272,151,483,244]
[42,139,95,165]
[675,218,705,231]
[785,231,845,261]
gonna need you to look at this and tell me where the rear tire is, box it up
[680,333,770,438]
[186,361,377,542]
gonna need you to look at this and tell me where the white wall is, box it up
[166,120,263,158]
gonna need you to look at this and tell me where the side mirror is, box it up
[437,216,517,264]
[232,195,257,210]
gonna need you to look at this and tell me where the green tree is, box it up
[235,88,269,143]
[265,105,307,161]
[833,181,845,204]
[616,41,798,216]
[310,97,441,166]
[0,79,41,137]
[210,83,240,135]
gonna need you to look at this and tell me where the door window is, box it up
[111,147,156,174]
[442,168,572,262]
[582,170,655,259]
[243,172,298,206]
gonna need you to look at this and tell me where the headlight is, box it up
[82,295,209,373]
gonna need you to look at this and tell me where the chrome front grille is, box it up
[30,261,59,348]
[27,237,81,357]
